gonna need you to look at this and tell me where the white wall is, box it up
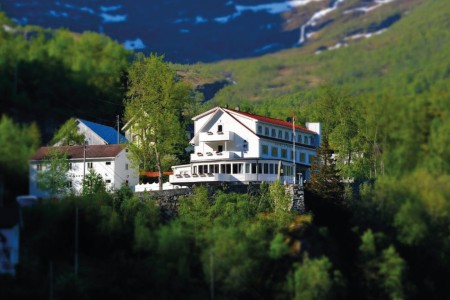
[29,149,139,197]
[77,121,107,145]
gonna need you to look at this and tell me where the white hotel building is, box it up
[170,106,320,186]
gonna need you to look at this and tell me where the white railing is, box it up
[191,151,236,161]
[199,131,233,142]
[169,172,283,185]
[134,182,182,192]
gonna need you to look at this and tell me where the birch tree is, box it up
[124,53,191,190]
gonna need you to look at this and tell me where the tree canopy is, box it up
[124,53,191,189]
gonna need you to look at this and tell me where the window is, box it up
[271,146,278,157]
[271,128,276,137]
[68,163,72,170]
[106,161,111,165]
[281,149,287,159]
[278,130,282,139]
[263,163,268,174]
[66,181,72,188]
[265,127,269,136]
[245,163,250,173]
[303,136,308,144]
[125,164,128,170]
[258,163,263,174]
[87,162,93,169]
[232,163,242,174]
[218,145,223,153]
[214,165,219,173]
[308,155,315,164]
[37,164,42,171]
[225,164,231,174]
[300,152,306,162]
[218,125,223,133]
[284,131,289,140]
[269,164,274,174]
[105,180,111,183]
[262,145,268,155]
[257,125,262,134]
[251,163,257,174]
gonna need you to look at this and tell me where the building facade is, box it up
[169,106,320,186]
[29,145,138,198]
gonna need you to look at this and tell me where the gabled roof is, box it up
[189,107,258,144]
[223,107,317,134]
[30,145,124,161]
[78,119,127,144]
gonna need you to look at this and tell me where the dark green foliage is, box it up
[81,169,107,197]
[0,114,40,201]
[0,19,130,143]
[36,149,70,198]
[50,118,85,146]
[307,136,344,203]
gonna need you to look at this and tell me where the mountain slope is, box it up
[182,0,445,108]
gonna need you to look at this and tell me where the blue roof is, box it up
[79,119,127,144]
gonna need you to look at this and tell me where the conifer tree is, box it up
[307,135,344,202]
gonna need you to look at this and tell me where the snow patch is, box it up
[123,38,146,50]
[55,2,95,15]
[344,0,398,14]
[48,10,69,18]
[100,13,127,23]
[195,16,208,24]
[254,43,279,53]
[215,0,323,24]
[100,5,122,12]
[174,18,190,24]
[345,29,386,40]
[298,0,345,44]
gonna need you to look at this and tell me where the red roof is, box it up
[223,107,317,134]
[30,144,124,161]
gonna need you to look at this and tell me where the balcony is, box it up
[169,172,281,185]
[199,131,233,142]
[191,151,236,161]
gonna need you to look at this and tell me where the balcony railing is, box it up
[169,172,282,185]
[191,151,236,161]
[199,131,233,142]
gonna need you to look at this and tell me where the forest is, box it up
[1,0,450,299]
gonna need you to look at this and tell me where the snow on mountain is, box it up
[1,0,404,63]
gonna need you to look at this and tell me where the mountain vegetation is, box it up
[1,0,450,299]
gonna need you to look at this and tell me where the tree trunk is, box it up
[155,147,163,191]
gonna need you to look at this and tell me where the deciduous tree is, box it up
[124,53,191,190]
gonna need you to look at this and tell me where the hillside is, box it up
[182,0,445,111]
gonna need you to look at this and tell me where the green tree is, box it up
[36,149,70,198]
[287,254,340,300]
[50,118,85,146]
[124,53,191,190]
[307,136,344,202]
[81,169,106,196]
